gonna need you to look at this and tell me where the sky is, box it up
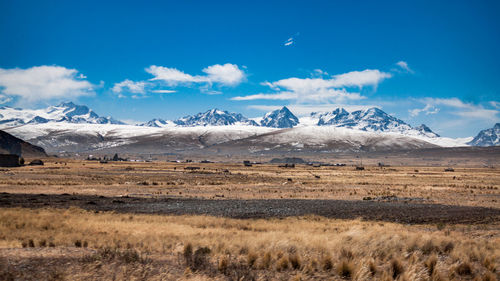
[0,0,499,138]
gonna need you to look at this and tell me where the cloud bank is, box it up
[0,66,94,103]
[146,63,245,87]
[410,97,499,121]
[232,69,391,103]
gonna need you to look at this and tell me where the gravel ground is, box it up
[1,192,499,224]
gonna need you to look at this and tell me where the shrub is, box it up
[28,239,35,248]
[425,254,438,275]
[260,252,272,269]
[337,259,354,279]
[120,249,141,263]
[277,256,289,271]
[455,262,472,276]
[322,255,333,271]
[441,241,454,253]
[74,240,82,247]
[218,255,229,273]
[183,243,193,265]
[192,247,211,270]
[421,240,437,255]
[368,259,377,276]
[289,253,301,270]
[247,252,258,268]
[390,258,404,279]
[340,248,354,260]
[38,239,47,247]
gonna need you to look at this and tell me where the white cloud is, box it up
[112,79,147,94]
[284,37,294,46]
[112,80,177,97]
[146,63,245,87]
[395,61,414,73]
[232,68,390,103]
[411,97,499,121]
[202,64,245,86]
[146,66,200,86]
[0,65,94,103]
[409,103,439,117]
[151,89,176,94]
[330,69,392,88]
[455,109,499,120]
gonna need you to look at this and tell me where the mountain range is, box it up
[467,123,500,146]
[0,102,497,154]
[0,102,122,126]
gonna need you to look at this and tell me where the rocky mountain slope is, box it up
[260,106,299,128]
[0,130,47,157]
[468,123,500,146]
[0,102,122,127]
[312,107,440,138]
[174,109,258,126]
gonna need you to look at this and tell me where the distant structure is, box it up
[0,154,23,167]
[270,157,305,164]
[29,159,44,166]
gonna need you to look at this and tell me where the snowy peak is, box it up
[174,109,258,126]
[316,107,408,130]
[314,107,438,138]
[0,102,123,127]
[468,123,500,146]
[139,118,170,128]
[415,124,440,138]
[316,108,350,126]
[260,106,299,128]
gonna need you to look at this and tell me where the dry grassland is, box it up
[0,159,499,208]
[0,207,498,280]
[0,158,499,280]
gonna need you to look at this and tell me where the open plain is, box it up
[0,157,499,280]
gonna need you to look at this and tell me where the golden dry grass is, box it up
[0,207,498,280]
[0,159,499,208]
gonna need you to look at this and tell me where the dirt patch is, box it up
[1,193,499,224]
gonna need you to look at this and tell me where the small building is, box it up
[243,160,252,167]
[29,159,44,166]
[184,166,201,171]
[0,154,23,167]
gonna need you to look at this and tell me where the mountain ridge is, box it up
[467,123,500,146]
[0,101,490,148]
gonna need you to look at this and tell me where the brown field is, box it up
[0,157,499,280]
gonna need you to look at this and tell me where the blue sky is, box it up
[0,0,499,137]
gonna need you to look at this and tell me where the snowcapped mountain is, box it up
[313,107,438,138]
[138,118,174,128]
[0,102,123,127]
[0,102,481,154]
[260,106,299,128]
[173,109,258,126]
[468,123,500,146]
[415,124,440,138]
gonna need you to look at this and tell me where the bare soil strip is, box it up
[1,193,498,224]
